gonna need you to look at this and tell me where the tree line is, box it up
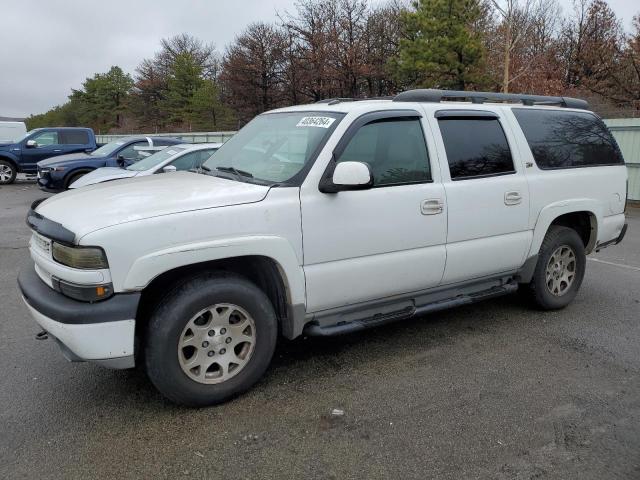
[26,0,640,133]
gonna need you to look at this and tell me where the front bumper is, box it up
[36,169,64,192]
[18,264,140,369]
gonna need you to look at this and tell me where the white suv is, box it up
[19,89,628,406]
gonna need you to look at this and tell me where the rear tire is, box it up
[144,272,278,407]
[0,160,17,185]
[527,226,586,310]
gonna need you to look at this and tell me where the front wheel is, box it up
[527,226,586,310]
[144,273,278,407]
[0,160,17,185]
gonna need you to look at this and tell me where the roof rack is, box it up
[315,96,394,106]
[392,89,589,110]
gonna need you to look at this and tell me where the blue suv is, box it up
[37,136,182,192]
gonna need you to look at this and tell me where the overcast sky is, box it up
[0,0,637,118]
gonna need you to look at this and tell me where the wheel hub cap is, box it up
[0,165,12,182]
[545,245,576,296]
[178,303,256,384]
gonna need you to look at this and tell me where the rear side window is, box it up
[337,118,431,186]
[60,130,90,145]
[438,118,514,180]
[512,109,624,169]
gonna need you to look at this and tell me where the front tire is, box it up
[144,273,278,407]
[527,226,586,310]
[0,160,17,185]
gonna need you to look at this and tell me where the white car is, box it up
[19,89,628,406]
[69,143,222,189]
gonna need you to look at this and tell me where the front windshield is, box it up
[201,111,343,185]
[126,146,187,171]
[90,139,129,156]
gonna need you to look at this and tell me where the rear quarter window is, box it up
[61,130,90,145]
[512,109,624,169]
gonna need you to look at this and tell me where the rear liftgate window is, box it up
[512,109,624,169]
[438,116,515,180]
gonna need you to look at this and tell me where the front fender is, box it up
[123,235,306,308]
[0,151,20,166]
[528,199,602,257]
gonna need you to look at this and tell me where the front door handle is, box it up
[504,191,522,205]
[421,199,444,215]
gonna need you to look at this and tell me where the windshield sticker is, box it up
[296,116,336,128]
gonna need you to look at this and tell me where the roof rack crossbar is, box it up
[392,89,589,110]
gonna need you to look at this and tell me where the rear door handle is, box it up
[504,191,522,205]
[53,149,62,152]
[421,199,444,215]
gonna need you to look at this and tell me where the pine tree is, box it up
[394,0,487,90]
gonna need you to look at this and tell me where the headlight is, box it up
[52,243,109,269]
[39,166,65,173]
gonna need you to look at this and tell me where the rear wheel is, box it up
[144,273,278,407]
[0,160,17,185]
[527,226,586,310]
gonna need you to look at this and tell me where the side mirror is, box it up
[162,165,177,173]
[25,140,37,148]
[320,161,373,193]
[117,155,125,167]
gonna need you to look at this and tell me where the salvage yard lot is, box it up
[1,180,639,479]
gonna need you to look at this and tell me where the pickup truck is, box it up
[0,127,97,185]
[18,89,628,407]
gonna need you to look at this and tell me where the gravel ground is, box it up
[1,180,639,479]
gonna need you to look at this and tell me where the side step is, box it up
[304,281,518,337]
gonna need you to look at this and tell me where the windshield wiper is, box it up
[215,166,254,180]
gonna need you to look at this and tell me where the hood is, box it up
[69,167,137,189]
[38,152,98,167]
[36,172,270,240]
[0,142,16,149]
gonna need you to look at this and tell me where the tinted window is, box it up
[513,109,624,169]
[337,118,431,186]
[32,131,59,146]
[61,130,89,145]
[438,118,514,180]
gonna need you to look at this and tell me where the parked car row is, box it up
[0,124,223,191]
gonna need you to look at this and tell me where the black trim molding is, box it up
[18,264,140,325]
[26,208,75,245]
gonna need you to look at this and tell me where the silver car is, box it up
[69,143,222,189]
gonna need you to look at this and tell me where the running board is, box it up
[304,281,518,337]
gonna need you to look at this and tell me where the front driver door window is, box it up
[32,131,59,147]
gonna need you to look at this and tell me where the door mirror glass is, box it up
[25,139,37,148]
[162,165,177,173]
[322,161,373,193]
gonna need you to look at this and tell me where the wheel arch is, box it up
[64,168,94,188]
[128,238,307,341]
[530,202,599,257]
[0,154,20,171]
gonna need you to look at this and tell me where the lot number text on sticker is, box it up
[296,116,336,128]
